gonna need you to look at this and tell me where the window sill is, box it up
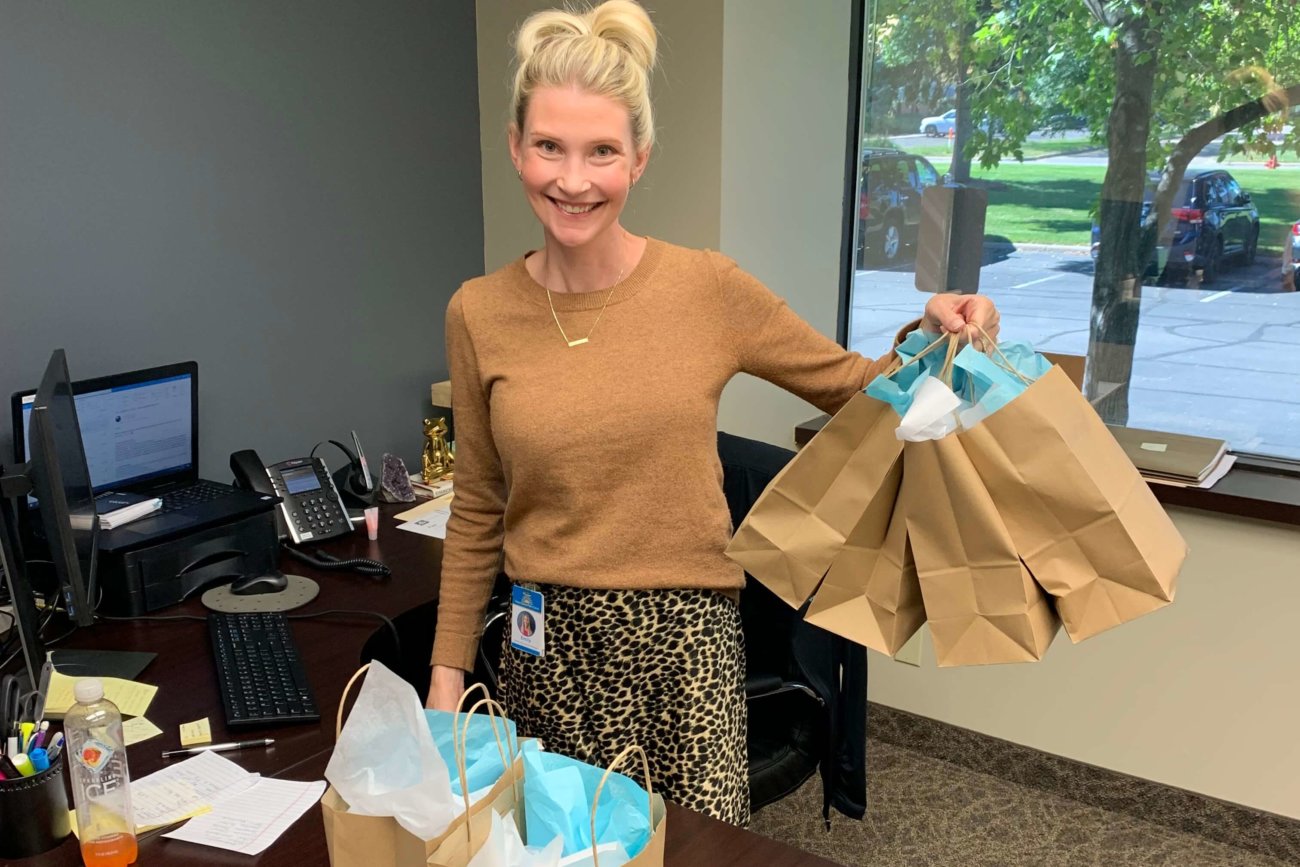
[794,415,1300,528]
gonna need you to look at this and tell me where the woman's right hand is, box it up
[426,664,466,711]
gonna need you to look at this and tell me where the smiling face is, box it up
[509,84,649,252]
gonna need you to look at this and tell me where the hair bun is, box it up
[589,0,657,72]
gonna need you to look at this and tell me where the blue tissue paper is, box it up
[426,709,518,797]
[521,740,653,859]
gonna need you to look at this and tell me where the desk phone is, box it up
[230,450,353,544]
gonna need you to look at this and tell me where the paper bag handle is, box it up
[335,663,372,739]
[967,322,1034,386]
[453,687,519,847]
[886,328,957,377]
[589,744,654,867]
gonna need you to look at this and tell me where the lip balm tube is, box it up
[364,506,379,541]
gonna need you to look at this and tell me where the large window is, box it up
[846,0,1300,461]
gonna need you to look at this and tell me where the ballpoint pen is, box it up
[162,738,275,759]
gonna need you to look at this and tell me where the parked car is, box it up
[1089,169,1260,284]
[1042,113,1086,132]
[856,148,941,266]
[919,109,957,137]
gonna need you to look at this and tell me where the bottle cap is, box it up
[73,678,105,704]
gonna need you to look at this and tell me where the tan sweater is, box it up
[431,237,903,671]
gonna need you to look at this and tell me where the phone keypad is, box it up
[293,495,343,539]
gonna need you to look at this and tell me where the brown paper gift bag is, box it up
[802,458,926,655]
[426,744,667,867]
[321,671,523,867]
[903,434,1059,666]
[959,365,1187,642]
[726,389,904,608]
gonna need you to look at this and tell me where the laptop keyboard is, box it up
[160,480,236,513]
[208,612,320,726]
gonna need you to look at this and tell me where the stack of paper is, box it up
[1108,425,1235,489]
[95,491,163,529]
[119,751,324,855]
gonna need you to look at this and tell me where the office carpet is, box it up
[749,738,1293,866]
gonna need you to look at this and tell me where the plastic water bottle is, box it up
[64,679,138,867]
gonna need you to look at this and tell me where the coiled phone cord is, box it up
[282,545,391,579]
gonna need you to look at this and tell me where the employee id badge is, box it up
[510,585,545,656]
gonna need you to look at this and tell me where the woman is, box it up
[427,0,1000,826]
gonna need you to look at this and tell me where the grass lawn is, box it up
[970,163,1300,254]
[907,137,1097,160]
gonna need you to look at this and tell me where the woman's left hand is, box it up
[921,293,1001,349]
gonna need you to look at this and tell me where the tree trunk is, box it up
[947,23,976,183]
[1086,5,1162,424]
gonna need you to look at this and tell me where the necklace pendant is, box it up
[566,337,589,347]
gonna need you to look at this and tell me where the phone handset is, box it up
[229,449,353,544]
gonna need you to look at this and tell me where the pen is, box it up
[162,738,275,759]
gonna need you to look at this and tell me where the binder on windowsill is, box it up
[1106,425,1229,484]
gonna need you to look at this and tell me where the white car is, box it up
[920,109,957,137]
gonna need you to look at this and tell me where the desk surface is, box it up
[20,505,836,867]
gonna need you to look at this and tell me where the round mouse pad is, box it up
[201,574,319,613]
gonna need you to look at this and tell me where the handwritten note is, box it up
[163,777,326,855]
[132,750,259,831]
[43,671,158,719]
[179,718,212,746]
[121,717,163,746]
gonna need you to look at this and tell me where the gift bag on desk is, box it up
[320,664,522,867]
[959,364,1186,642]
[726,332,952,609]
[427,693,526,867]
[430,743,665,867]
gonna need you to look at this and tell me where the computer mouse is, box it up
[229,572,289,596]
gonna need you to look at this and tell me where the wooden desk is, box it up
[19,505,836,867]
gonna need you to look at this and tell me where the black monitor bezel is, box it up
[27,351,99,628]
[10,359,200,494]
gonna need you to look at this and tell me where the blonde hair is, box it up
[510,0,658,154]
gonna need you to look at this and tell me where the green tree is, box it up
[963,0,1299,421]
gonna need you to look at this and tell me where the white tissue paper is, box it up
[895,376,970,442]
[466,810,629,867]
[324,659,459,840]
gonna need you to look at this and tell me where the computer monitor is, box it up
[26,350,99,627]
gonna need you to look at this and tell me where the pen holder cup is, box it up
[0,752,72,859]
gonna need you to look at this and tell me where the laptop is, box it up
[11,361,275,551]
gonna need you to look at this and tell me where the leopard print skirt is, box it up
[500,583,751,826]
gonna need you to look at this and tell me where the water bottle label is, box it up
[76,739,116,773]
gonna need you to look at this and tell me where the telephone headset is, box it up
[230,431,390,581]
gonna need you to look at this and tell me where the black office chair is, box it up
[361,432,866,821]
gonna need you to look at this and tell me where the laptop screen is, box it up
[14,363,198,498]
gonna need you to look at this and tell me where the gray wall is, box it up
[0,1,483,477]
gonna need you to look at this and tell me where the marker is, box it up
[47,732,64,761]
[162,738,274,759]
[11,753,34,777]
[19,723,34,752]
[28,748,49,773]
[5,736,16,757]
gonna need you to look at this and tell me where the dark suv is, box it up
[857,148,941,266]
[1090,169,1260,284]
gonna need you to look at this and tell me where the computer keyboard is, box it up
[208,612,321,727]
[161,480,237,513]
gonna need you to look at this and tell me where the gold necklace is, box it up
[545,264,625,348]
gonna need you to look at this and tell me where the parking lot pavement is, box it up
[848,245,1300,459]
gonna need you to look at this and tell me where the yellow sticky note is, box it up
[68,805,211,838]
[43,671,159,720]
[121,717,164,746]
[179,718,212,747]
